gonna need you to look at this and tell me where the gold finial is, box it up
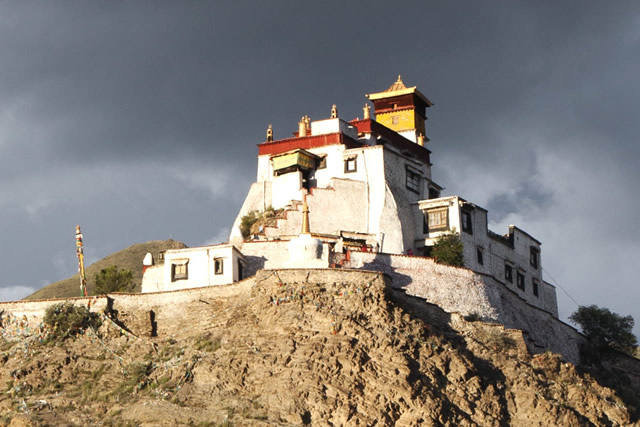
[266,124,273,142]
[298,117,307,137]
[330,104,338,119]
[396,74,402,83]
[363,104,371,119]
[417,133,424,146]
[304,115,311,133]
[301,193,310,234]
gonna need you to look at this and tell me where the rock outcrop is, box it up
[1,269,638,426]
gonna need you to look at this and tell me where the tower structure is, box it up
[366,75,432,143]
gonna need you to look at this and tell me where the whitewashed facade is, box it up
[141,244,245,293]
[226,77,558,317]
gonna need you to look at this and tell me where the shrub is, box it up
[94,265,134,295]
[431,231,464,267]
[43,302,102,342]
[569,305,637,355]
[239,207,281,239]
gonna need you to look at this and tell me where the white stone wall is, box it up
[310,118,358,139]
[239,240,330,276]
[229,181,272,243]
[272,170,304,209]
[140,245,244,293]
[346,252,581,363]
[140,265,164,293]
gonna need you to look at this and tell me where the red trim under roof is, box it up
[350,119,431,164]
[258,132,362,156]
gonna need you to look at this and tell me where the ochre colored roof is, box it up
[366,75,432,106]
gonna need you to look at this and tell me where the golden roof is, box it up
[366,75,432,106]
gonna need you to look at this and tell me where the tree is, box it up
[569,305,638,355]
[94,265,134,295]
[431,231,464,267]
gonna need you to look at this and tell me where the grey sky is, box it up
[1,2,639,335]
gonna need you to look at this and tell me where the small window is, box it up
[427,208,448,232]
[405,167,421,193]
[171,263,188,281]
[344,157,357,173]
[504,264,513,283]
[423,214,429,234]
[476,247,484,265]
[317,156,327,169]
[214,258,224,275]
[532,279,539,297]
[461,210,473,234]
[517,271,525,290]
[530,247,539,268]
[428,187,440,199]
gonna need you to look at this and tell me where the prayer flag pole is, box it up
[76,225,88,297]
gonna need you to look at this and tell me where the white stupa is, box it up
[288,193,326,268]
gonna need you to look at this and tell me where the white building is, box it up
[227,76,558,317]
[141,244,245,293]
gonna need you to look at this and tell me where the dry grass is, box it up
[25,239,186,300]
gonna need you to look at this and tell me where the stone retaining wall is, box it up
[345,252,585,364]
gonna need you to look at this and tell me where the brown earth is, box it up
[2,269,639,426]
[25,240,187,300]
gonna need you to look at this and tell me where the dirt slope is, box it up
[25,240,186,300]
[2,269,638,426]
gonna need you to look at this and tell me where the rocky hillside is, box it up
[25,240,187,300]
[2,269,639,426]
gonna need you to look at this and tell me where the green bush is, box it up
[43,302,102,342]
[94,265,134,295]
[239,207,281,239]
[431,231,464,267]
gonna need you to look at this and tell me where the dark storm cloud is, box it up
[0,1,639,334]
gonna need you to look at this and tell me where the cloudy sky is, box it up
[1,2,639,335]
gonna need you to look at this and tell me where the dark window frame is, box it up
[214,258,224,275]
[517,271,525,290]
[476,247,484,265]
[171,263,188,281]
[530,247,540,268]
[344,157,357,173]
[461,209,473,234]
[405,167,421,194]
[317,156,327,169]
[532,279,539,297]
[504,264,513,283]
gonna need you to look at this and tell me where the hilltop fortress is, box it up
[138,77,578,360]
[3,77,588,363]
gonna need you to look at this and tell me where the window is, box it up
[461,210,473,234]
[517,271,525,290]
[476,247,484,265]
[171,262,188,281]
[317,156,327,169]
[530,247,539,268]
[423,214,429,234]
[504,264,513,283]
[426,208,448,232]
[405,167,421,193]
[533,279,539,297]
[428,187,440,199]
[344,157,357,173]
[214,258,224,275]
